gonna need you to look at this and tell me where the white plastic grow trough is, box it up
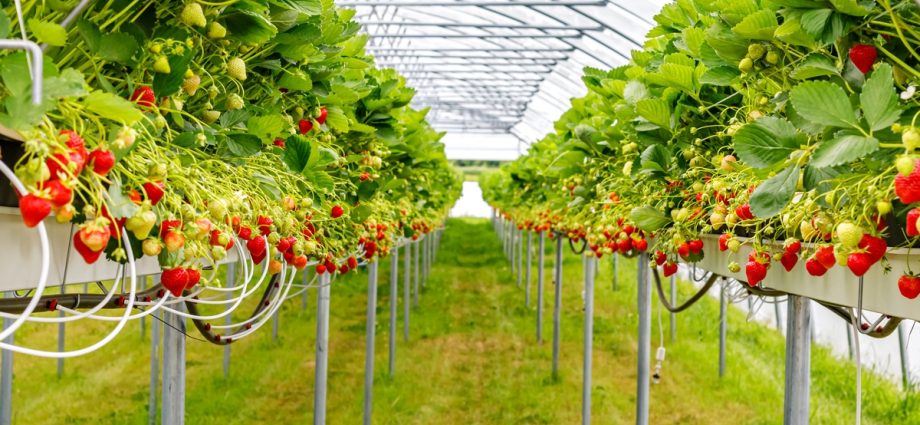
[697,234,920,322]
[0,207,239,292]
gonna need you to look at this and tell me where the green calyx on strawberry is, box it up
[898,273,920,299]
[19,193,51,227]
[125,209,157,240]
[895,158,920,203]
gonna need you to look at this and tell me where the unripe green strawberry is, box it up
[903,128,920,150]
[208,86,219,99]
[226,93,244,110]
[747,44,766,60]
[208,199,228,220]
[211,245,227,260]
[727,239,740,253]
[227,57,246,81]
[153,56,171,74]
[765,51,780,64]
[202,110,221,124]
[739,57,754,73]
[728,261,741,273]
[182,74,201,96]
[897,156,915,176]
[208,22,226,39]
[836,222,862,248]
[126,210,157,240]
[180,2,207,28]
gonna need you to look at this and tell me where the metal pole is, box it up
[58,288,65,378]
[149,276,160,425]
[775,299,783,332]
[612,254,618,291]
[537,231,545,343]
[403,240,410,342]
[413,239,420,307]
[846,323,854,360]
[511,224,517,278]
[552,235,563,379]
[636,254,651,425]
[517,228,523,289]
[314,272,332,425]
[526,231,532,307]
[422,236,429,288]
[140,277,146,337]
[670,275,676,341]
[1,293,13,425]
[389,246,398,377]
[719,279,727,378]
[898,323,911,390]
[162,304,186,425]
[363,261,379,425]
[582,256,596,425]
[224,263,236,379]
[302,269,309,311]
[783,296,811,425]
[272,309,280,342]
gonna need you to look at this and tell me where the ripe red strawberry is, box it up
[718,233,731,252]
[257,215,273,236]
[79,221,111,252]
[347,256,358,269]
[622,224,635,235]
[45,180,73,207]
[688,239,703,254]
[858,234,887,263]
[849,44,877,74]
[339,264,350,275]
[73,231,103,264]
[237,226,253,241]
[316,264,327,274]
[251,250,266,265]
[735,203,754,220]
[88,148,115,176]
[815,245,836,269]
[326,261,337,273]
[130,86,156,108]
[847,252,873,277]
[293,255,308,270]
[654,250,666,266]
[19,194,51,227]
[616,238,631,253]
[780,252,798,272]
[908,208,920,237]
[161,268,189,296]
[163,231,185,252]
[273,138,285,148]
[359,171,370,182]
[331,205,344,218]
[159,219,182,239]
[784,239,801,254]
[898,274,920,299]
[143,181,165,205]
[247,236,267,258]
[805,258,828,276]
[317,107,328,125]
[298,119,313,134]
[632,238,648,252]
[745,261,767,286]
[276,236,295,253]
[186,268,201,289]
[895,159,920,203]
[677,242,690,259]
[663,261,678,277]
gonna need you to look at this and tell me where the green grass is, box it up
[4,218,920,424]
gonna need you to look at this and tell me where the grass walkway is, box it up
[5,218,920,424]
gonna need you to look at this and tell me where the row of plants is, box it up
[2,0,461,296]
[482,0,920,300]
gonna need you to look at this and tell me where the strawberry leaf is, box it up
[750,165,800,218]
[629,206,671,232]
[810,134,878,168]
[860,63,901,132]
[789,81,859,129]
[733,117,803,168]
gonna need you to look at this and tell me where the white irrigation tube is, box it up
[213,266,296,339]
[0,162,50,341]
[59,290,172,321]
[0,266,125,323]
[208,262,294,331]
[0,228,137,358]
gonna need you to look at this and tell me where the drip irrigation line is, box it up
[568,237,587,255]
[651,268,718,313]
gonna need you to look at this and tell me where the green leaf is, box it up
[810,134,878,168]
[98,32,139,64]
[225,133,262,157]
[323,106,349,131]
[0,10,10,39]
[1,52,33,96]
[106,177,140,219]
[828,0,872,16]
[44,68,87,100]
[635,98,671,129]
[640,144,671,173]
[352,205,373,222]
[789,81,858,129]
[282,135,312,172]
[790,54,838,80]
[152,49,194,98]
[700,66,740,86]
[733,117,803,168]
[749,165,800,218]
[28,19,67,46]
[732,9,778,40]
[82,91,143,123]
[629,206,671,232]
[278,70,313,91]
[247,114,288,141]
[223,4,278,44]
[623,80,648,104]
[172,132,198,148]
[860,64,901,132]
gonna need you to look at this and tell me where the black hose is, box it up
[652,267,719,313]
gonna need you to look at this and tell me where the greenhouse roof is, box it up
[342,0,666,160]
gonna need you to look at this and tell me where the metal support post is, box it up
[1,293,13,425]
[526,231,532,307]
[775,300,783,332]
[389,246,398,376]
[898,323,911,390]
[582,256,596,425]
[162,304,186,425]
[58,286,65,378]
[517,228,523,289]
[314,272,332,425]
[537,231,545,343]
[783,296,811,425]
[413,239,420,307]
[719,279,727,378]
[403,240,410,342]
[363,261,379,425]
[552,235,563,379]
[148,276,160,425]
[670,275,676,341]
[636,254,651,425]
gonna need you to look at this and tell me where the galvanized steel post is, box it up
[582,256,596,425]
[148,276,161,425]
[224,263,236,378]
[363,261,379,425]
[389,245,399,376]
[403,239,411,342]
[783,295,811,425]
[1,292,13,425]
[162,304,186,425]
[552,235,563,379]
[525,231,532,307]
[314,272,332,425]
[537,231,545,343]
[636,254,651,425]
[719,279,727,378]
[413,239,420,307]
